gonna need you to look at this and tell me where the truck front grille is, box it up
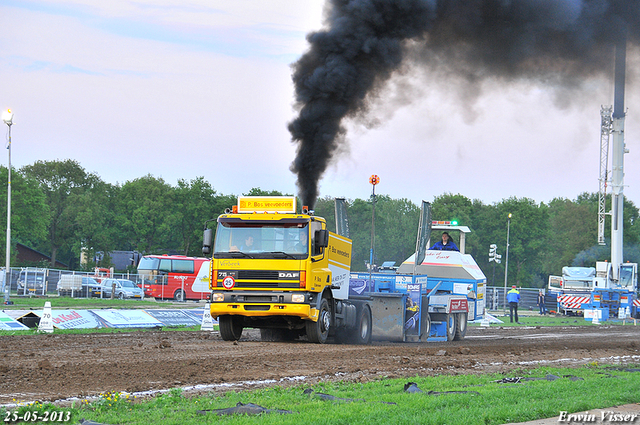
[238,270,279,280]
[218,269,300,289]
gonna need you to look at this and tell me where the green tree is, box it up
[117,175,177,254]
[496,197,548,288]
[312,196,337,232]
[175,177,218,256]
[72,179,120,269]
[542,196,597,274]
[0,167,49,265]
[345,197,373,272]
[374,195,419,268]
[243,188,287,197]
[20,159,97,267]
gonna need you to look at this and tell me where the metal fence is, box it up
[1,267,559,310]
[485,286,557,313]
[1,267,145,298]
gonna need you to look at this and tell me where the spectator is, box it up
[537,289,546,315]
[507,285,520,323]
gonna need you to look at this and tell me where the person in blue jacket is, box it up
[429,232,459,251]
[507,285,520,323]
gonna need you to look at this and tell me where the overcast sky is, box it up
[2,0,639,209]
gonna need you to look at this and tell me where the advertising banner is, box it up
[144,309,201,327]
[0,311,29,330]
[183,308,206,323]
[404,279,422,336]
[48,310,104,329]
[90,309,162,328]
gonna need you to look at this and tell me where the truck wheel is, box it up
[174,289,185,302]
[307,298,331,344]
[445,313,456,341]
[351,305,372,344]
[453,312,468,341]
[421,314,431,341]
[219,316,243,341]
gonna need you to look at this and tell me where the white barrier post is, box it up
[201,303,214,331]
[38,301,54,333]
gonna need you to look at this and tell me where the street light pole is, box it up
[2,109,13,304]
[503,213,512,314]
[368,175,380,283]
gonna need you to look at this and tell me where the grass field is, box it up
[1,294,201,310]
[4,365,639,425]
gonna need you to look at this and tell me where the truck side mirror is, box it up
[315,229,329,252]
[202,228,213,255]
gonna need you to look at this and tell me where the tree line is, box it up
[1,159,638,287]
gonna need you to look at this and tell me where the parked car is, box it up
[57,275,104,297]
[81,277,104,298]
[101,279,143,299]
[17,268,46,294]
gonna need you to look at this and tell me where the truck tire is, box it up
[219,315,243,341]
[306,298,331,344]
[351,304,372,344]
[421,314,431,340]
[445,313,456,341]
[453,312,468,341]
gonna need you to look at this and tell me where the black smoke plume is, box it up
[288,0,640,208]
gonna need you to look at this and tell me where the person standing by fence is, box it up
[507,285,520,323]
[537,289,546,315]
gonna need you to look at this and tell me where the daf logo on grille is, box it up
[279,272,300,279]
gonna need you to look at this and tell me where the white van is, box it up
[57,275,83,296]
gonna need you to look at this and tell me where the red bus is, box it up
[137,255,210,301]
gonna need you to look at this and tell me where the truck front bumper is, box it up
[209,290,318,321]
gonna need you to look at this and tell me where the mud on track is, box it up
[1,324,639,404]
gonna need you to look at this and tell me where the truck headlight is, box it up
[212,293,225,302]
[291,294,305,303]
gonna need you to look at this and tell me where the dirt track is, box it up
[1,324,639,404]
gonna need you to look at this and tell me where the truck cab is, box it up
[203,196,355,343]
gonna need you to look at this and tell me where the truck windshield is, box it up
[619,265,635,288]
[214,219,310,259]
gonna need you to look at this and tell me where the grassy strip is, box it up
[473,314,632,327]
[1,295,195,310]
[4,365,639,425]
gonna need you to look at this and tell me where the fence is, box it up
[1,267,558,310]
[485,286,556,313]
[1,267,145,298]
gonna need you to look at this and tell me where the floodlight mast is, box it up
[610,39,626,280]
[1,109,13,304]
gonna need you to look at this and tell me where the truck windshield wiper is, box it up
[229,251,255,259]
[270,251,297,259]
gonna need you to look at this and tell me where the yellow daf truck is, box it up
[202,196,370,344]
